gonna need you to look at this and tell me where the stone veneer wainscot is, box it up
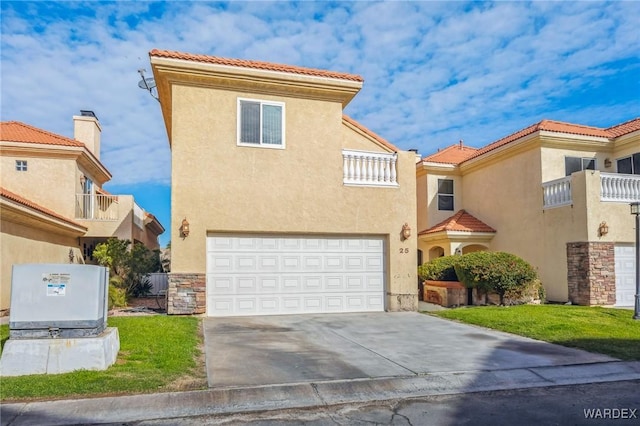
[167,273,206,315]
[567,242,615,306]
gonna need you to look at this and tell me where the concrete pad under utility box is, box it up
[0,327,119,376]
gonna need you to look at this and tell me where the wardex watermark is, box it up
[584,408,637,420]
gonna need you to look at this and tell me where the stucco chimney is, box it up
[73,110,101,160]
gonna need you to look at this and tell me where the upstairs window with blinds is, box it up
[238,98,285,148]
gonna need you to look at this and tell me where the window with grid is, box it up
[15,160,27,171]
[238,98,284,148]
[437,179,454,211]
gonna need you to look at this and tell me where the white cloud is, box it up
[1,0,639,186]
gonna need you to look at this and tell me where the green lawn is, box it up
[0,316,205,401]
[432,305,640,360]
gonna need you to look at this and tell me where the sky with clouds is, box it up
[2,1,639,246]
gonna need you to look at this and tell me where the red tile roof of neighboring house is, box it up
[342,115,399,152]
[422,141,478,164]
[419,210,496,235]
[150,49,364,82]
[425,118,640,165]
[0,186,86,229]
[0,121,84,147]
[606,117,640,138]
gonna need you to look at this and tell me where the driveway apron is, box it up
[203,312,615,388]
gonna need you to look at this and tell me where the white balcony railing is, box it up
[600,173,640,202]
[542,176,572,208]
[342,149,398,187]
[542,173,640,209]
[75,194,118,220]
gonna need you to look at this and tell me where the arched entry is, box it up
[429,246,445,260]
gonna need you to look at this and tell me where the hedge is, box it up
[417,255,459,282]
[453,251,537,304]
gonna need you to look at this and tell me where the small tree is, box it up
[94,238,161,301]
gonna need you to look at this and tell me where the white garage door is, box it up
[615,244,636,307]
[206,234,385,317]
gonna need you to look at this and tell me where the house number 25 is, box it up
[399,248,409,253]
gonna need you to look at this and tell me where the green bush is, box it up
[418,256,459,282]
[108,284,127,309]
[454,251,537,305]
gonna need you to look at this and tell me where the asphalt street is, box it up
[96,380,640,426]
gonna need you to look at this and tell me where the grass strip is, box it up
[0,316,203,401]
[432,305,640,360]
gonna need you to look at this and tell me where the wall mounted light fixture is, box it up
[598,221,609,237]
[180,218,190,238]
[604,158,612,168]
[401,223,411,240]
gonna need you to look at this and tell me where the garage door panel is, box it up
[206,234,386,316]
[303,276,322,291]
[615,244,635,307]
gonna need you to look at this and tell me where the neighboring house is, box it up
[416,118,640,307]
[150,49,417,317]
[0,112,165,314]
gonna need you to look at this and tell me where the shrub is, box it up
[418,256,459,282]
[108,284,127,309]
[454,251,537,305]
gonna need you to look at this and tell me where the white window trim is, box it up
[15,160,27,171]
[237,97,286,149]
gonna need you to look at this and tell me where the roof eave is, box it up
[1,197,87,236]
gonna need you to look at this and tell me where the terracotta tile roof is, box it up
[460,118,639,164]
[342,115,399,152]
[0,186,86,230]
[150,49,364,82]
[0,121,84,147]
[419,210,496,235]
[422,141,478,165]
[606,117,640,138]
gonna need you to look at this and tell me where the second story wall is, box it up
[169,83,416,273]
[1,154,77,219]
[461,145,545,262]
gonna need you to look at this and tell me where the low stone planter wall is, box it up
[423,280,467,308]
[424,280,542,308]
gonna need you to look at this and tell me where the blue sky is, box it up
[2,1,639,248]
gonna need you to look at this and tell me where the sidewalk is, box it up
[3,360,640,425]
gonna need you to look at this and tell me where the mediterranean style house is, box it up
[0,112,165,314]
[416,118,640,306]
[149,49,417,317]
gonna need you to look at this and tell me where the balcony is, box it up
[543,172,640,209]
[342,149,398,187]
[75,194,119,220]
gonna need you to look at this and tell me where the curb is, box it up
[2,361,640,426]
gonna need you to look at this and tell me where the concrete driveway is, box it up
[203,312,615,388]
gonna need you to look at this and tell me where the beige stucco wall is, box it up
[612,132,639,166]
[540,146,613,181]
[169,84,417,311]
[1,155,77,218]
[583,171,635,244]
[416,171,428,233]
[426,173,463,227]
[0,221,82,312]
[459,146,575,297]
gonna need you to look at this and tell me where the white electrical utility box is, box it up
[9,264,109,339]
